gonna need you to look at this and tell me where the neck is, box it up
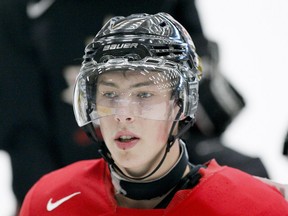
[110,140,190,203]
[120,139,181,180]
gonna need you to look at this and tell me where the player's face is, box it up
[97,71,180,177]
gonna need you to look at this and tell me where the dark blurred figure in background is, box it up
[0,0,269,211]
[284,130,288,156]
[183,41,268,176]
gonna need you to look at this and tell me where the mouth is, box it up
[117,135,138,142]
[114,133,139,150]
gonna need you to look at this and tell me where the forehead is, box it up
[97,70,171,89]
[98,70,149,80]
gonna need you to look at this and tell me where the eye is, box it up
[137,92,153,99]
[102,91,118,98]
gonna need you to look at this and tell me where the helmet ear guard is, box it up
[186,77,199,118]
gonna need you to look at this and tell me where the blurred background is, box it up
[197,0,288,182]
[1,0,288,215]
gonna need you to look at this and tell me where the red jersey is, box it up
[19,159,288,215]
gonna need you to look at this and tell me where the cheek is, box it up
[99,118,114,143]
[145,121,172,144]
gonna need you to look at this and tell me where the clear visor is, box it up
[73,59,186,127]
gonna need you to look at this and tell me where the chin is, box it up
[116,155,145,171]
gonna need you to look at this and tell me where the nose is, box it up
[114,104,135,123]
[114,114,135,123]
[113,98,136,123]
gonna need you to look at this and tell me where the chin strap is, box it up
[99,138,173,181]
[168,117,196,146]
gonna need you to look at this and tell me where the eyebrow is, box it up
[98,80,154,89]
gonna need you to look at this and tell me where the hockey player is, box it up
[19,13,288,215]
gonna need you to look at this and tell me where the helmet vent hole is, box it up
[164,62,176,67]
[145,59,161,64]
[156,52,170,57]
[159,21,167,27]
[152,44,185,57]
